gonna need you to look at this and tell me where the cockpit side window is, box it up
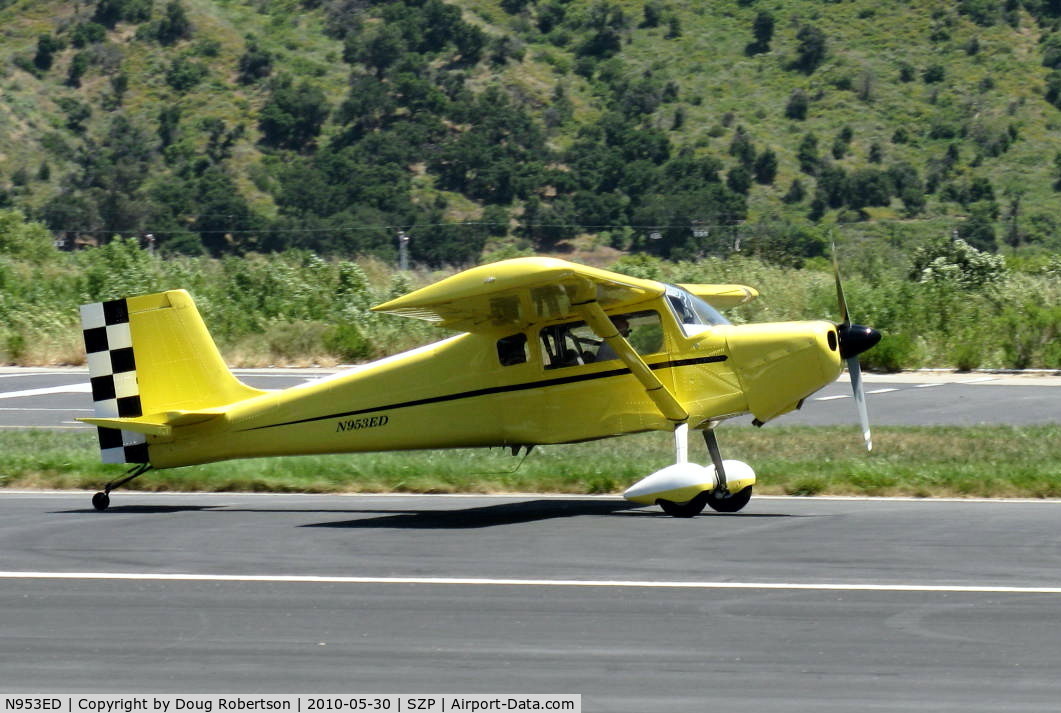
[539,311,663,369]
[665,285,730,336]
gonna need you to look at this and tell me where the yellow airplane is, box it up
[78,256,880,516]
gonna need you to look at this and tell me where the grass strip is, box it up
[1,425,1059,499]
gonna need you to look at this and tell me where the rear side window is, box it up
[497,333,528,366]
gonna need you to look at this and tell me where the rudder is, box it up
[80,290,264,464]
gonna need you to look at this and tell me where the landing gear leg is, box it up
[703,428,728,494]
[702,429,753,513]
[92,463,152,511]
[653,423,711,517]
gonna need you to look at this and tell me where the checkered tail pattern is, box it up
[80,298,149,464]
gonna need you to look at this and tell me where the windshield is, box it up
[665,284,730,335]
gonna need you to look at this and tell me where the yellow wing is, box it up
[677,283,759,309]
[372,257,665,333]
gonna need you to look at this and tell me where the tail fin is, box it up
[79,290,265,464]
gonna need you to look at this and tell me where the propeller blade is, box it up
[832,242,850,326]
[848,356,872,451]
[832,243,876,451]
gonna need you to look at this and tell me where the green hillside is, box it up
[2,0,1061,263]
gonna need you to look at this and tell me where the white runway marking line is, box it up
[2,571,1061,595]
[0,425,90,430]
[866,388,899,394]
[0,383,92,399]
[815,394,850,401]
[913,383,945,388]
[0,407,92,412]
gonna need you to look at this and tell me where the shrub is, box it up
[999,302,1061,369]
[324,322,371,361]
[910,236,1006,289]
[859,332,916,372]
[0,210,56,262]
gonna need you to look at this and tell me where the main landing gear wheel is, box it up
[92,491,110,511]
[655,489,713,518]
[706,485,753,513]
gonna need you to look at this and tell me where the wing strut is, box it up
[574,300,688,424]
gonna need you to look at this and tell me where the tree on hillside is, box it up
[785,88,809,120]
[641,0,662,28]
[792,25,827,73]
[71,21,107,48]
[258,77,330,152]
[153,1,193,45]
[728,126,756,168]
[577,1,628,58]
[1046,70,1061,110]
[192,167,261,255]
[665,15,682,39]
[743,219,826,268]
[348,24,407,75]
[33,34,64,72]
[408,214,487,267]
[753,148,778,184]
[847,168,893,210]
[93,0,151,28]
[797,132,820,174]
[957,204,999,252]
[632,186,746,259]
[238,37,274,84]
[520,196,578,250]
[746,11,774,55]
[815,164,849,209]
[782,178,806,204]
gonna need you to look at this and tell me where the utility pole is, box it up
[397,230,410,271]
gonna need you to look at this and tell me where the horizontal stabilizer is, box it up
[79,409,226,439]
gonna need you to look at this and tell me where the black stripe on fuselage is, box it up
[239,354,728,433]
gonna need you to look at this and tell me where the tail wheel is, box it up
[706,485,753,513]
[92,492,110,511]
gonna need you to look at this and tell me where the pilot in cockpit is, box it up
[595,316,630,362]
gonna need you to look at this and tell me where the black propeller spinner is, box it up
[837,322,882,360]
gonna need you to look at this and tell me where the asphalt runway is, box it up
[0,368,1058,430]
[4,492,1061,711]
[1,370,1058,709]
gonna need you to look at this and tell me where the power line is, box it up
[48,220,751,235]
